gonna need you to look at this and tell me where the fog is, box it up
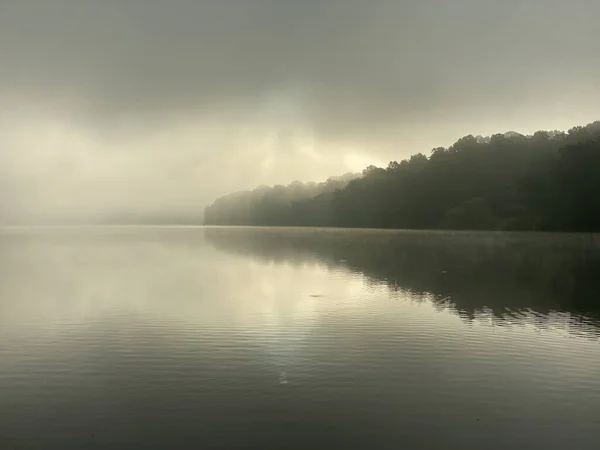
[1,0,599,223]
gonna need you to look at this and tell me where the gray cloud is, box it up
[1,0,599,222]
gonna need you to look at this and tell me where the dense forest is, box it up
[203,172,359,226]
[204,121,600,232]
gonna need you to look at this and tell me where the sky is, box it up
[1,0,599,223]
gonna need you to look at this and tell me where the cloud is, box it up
[1,0,599,222]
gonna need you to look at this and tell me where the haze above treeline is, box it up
[1,1,599,224]
[205,121,600,232]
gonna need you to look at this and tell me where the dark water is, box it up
[1,227,599,449]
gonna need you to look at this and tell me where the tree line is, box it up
[204,121,600,232]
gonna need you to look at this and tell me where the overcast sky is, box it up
[1,0,599,222]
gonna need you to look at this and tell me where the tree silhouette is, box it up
[204,121,600,232]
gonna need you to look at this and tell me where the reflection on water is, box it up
[0,227,599,450]
[205,227,600,336]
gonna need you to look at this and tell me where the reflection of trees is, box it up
[205,228,600,333]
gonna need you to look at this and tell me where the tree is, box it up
[205,121,600,232]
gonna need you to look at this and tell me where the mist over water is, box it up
[3,2,600,447]
[1,227,599,449]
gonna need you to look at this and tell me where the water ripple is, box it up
[0,227,599,449]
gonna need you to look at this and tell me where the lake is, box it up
[1,227,599,449]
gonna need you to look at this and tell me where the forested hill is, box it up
[204,122,600,232]
[203,172,359,226]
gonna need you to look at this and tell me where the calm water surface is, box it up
[1,227,599,449]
